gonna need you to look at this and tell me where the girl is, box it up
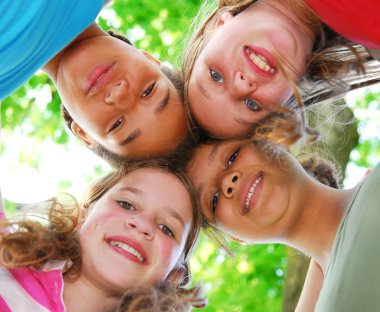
[182,0,380,139]
[0,160,205,311]
[184,139,380,311]
[1,1,188,163]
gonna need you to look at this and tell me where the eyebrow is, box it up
[166,207,186,228]
[119,186,142,194]
[234,116,253,126]
[197,184,205,201]
[120,129,142,146]
[196,78,213,100]
[154,86,170,115]
[208,142,221,163]
[197,183,211,217]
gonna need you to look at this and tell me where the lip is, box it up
[241,172,263,214]
[105,235,149,265]
[86,62,116,96]
[243,45,277,79]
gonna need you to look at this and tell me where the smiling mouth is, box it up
[108,239,146,263]
[244,46,276,75]
[244,173,263,214]
[86,63,115,96]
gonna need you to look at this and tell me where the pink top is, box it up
[0,192,66,311]
[305,0,380,49]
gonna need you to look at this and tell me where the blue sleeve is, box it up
[0,0,106,99]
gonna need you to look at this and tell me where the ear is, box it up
[141,50,161,66]
[215,12,234,29]
[78,205,88,226]
[71,121,92,147]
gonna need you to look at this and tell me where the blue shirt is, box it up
[0,0,106,99]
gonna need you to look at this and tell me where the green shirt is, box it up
[315,164,380,311]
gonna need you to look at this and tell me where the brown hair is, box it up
[0,160,205,311]
[182,0,371,141]
[61,31,185,166]
[297,153,341,188]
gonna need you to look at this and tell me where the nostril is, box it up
[232,175,238,183]
[227,187,233,194]
[240,74,244,80]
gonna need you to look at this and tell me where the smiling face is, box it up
[79,168,193,295]
[56,35,187,158]
[188,0,314,137]
[187,140,305,242]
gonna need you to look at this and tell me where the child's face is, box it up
[188,1,313,138]
[187,140,302,243]
[56,36,187,158]
[79,168,193,294]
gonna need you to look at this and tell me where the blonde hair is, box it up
[0,160,205,311]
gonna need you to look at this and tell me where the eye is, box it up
[212,192,219,213]
[142,82,156,97]
[117,201,135,211]
[210,69,224,83]
[159,224,175,238]
[227,149,240,167]
[245,98,262,111]
[108,116,123,132]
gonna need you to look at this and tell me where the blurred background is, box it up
[1,1,379,310]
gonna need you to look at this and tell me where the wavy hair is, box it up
[0,160,205,311]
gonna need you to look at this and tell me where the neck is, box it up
[63,275,120,312]
[285,179,357,272]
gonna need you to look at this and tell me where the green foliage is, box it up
[191,234,286,311]
[103,0,202,65]
[349,89,380,168]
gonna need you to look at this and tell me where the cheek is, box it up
[215,201,241,230]
[156,238,182,278]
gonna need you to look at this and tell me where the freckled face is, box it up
[79,168,193,294]
[187,141,303,243]
[57,36,187,158]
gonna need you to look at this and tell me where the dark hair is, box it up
[61,30,185,166]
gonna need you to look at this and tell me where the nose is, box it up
[125,215,154,240]
[233,71,258,96]
[104,79,133,108]
[220,171,242,198]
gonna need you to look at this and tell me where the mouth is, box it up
[244,46,277,78]
[106,236,148,264]
[86,62,116,96]
[243,172,263,214]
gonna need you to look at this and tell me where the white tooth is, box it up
[248,52,274,73]
[110,241,144,263]
[245,176,262,210]
[259,61,267,70]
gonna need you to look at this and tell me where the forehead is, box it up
[120,90,187,158]
[187,143,221,182]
